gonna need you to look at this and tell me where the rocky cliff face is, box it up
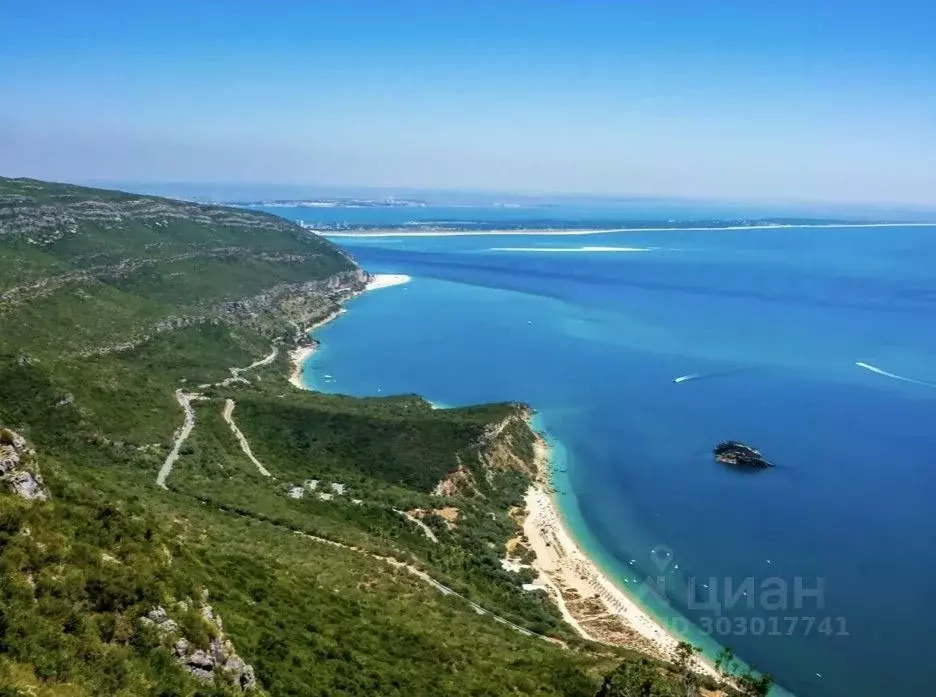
[433,406,539,497]
[475,407,540,481]
[217,268,368,332]
[139,590,256,691]
[0,428,49,501]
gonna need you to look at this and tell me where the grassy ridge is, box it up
[1,177,638,695]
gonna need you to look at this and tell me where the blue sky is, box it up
[2,1,934,204]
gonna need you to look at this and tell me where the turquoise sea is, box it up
[283,217,936,697]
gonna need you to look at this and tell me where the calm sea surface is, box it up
[279,212,936,697]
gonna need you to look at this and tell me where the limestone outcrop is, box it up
[0,428,49,501]
[138,592,256,690]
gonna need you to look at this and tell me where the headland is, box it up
[282,270,730,686]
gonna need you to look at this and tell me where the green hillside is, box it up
[0,178,622,696]
[0,178,760,697]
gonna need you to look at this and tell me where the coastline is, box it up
[282,271,727,686]
[322,221,936,238]
[522,424,723,682]
[287,273,411,390]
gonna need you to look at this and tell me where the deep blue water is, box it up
[296,222,936,697]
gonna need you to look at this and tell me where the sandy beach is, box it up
[365,273,411,291]
[287,344,319,389]
[287,274,411,389]
[521,433,722,681]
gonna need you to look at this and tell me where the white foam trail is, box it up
[322,223,936,239]
[489,246,654,253]
[855,362,936,388]
[673,374,701,384]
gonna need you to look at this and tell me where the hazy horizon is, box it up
[6,173,936,219]
[58,179,936,220]
[3,2,934,205]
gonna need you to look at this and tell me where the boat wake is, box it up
[672,368,750,384]
[855,362,936,388]
[673,374,701,384]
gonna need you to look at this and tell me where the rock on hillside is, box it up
[0,427,49,501]
[433,405,540,497]
[139,591,256,690]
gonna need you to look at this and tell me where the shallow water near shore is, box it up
[298,224,936,697]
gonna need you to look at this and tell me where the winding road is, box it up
[231,346,278,378]
[156,390,201,489]
[157,345,278,487]
[395,509,439,543]
[222,399,271,477]
[292,530,541,641]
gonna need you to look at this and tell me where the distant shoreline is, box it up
[321,222,936,238]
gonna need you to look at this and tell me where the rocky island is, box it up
[713,441,774,468]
